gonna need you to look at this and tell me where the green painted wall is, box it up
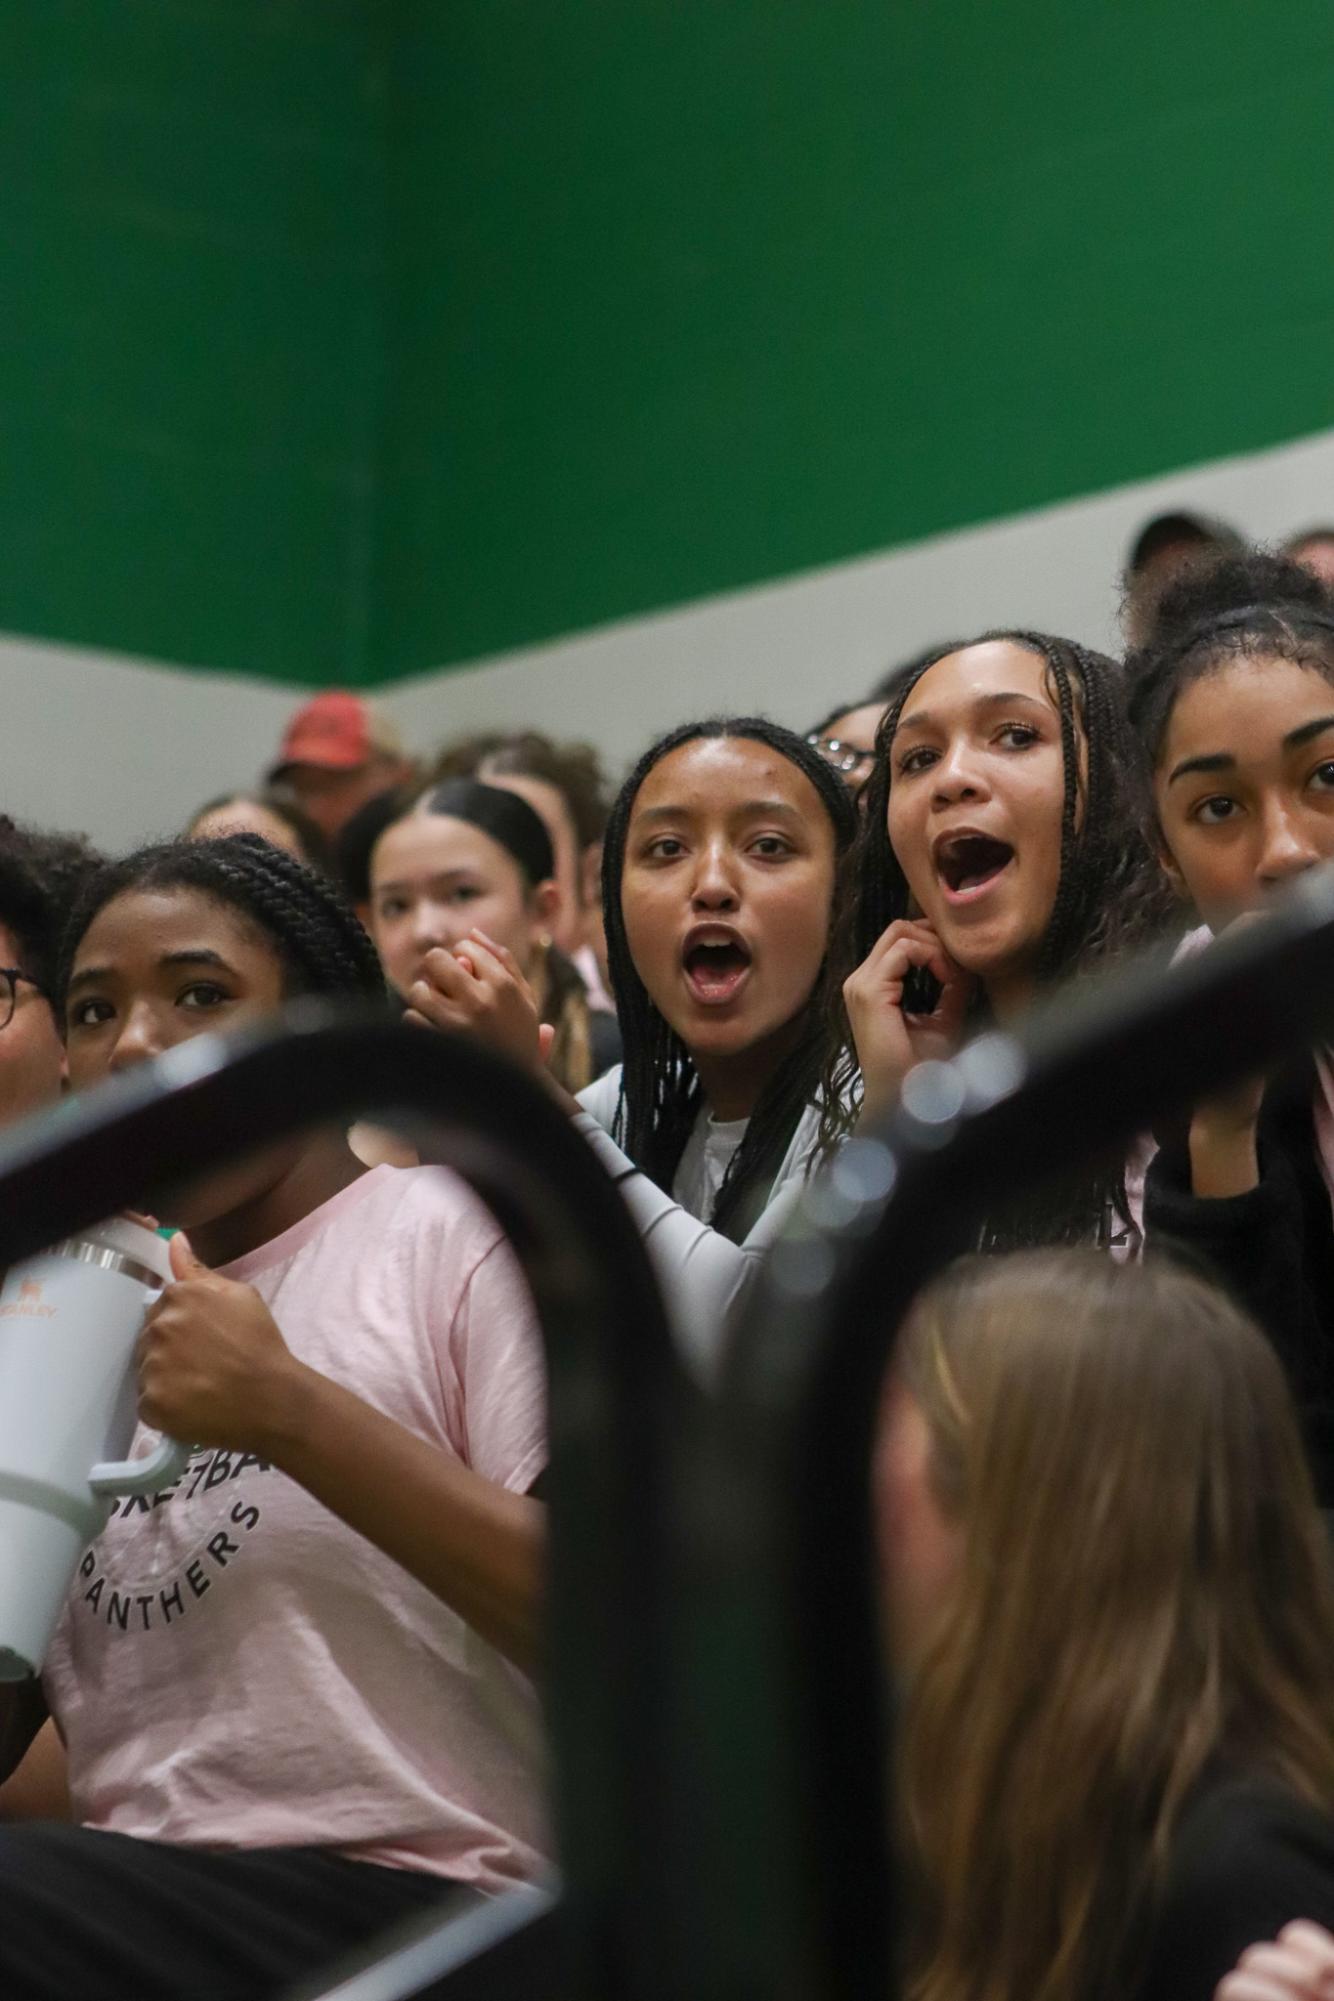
[0,0,386,685]
[379,0,1334,674]
[0,3,1330,688]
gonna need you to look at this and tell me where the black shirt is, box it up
[1135,1775,1334,2000]
[1144,1059,1334,1503]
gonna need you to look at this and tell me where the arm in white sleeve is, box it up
[569,1110,807,1380]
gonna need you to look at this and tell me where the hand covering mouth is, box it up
[933,831,1015,895]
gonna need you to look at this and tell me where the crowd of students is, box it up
[2,514,1334,1998]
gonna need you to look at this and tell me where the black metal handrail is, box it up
[0,1009,688,2001]
[679,870,1334,2001]
[14,884,1334,2001]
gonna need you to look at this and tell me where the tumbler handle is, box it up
[89,1432,190,1497]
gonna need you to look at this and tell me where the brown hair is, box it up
[428,730,611,849]
[894,1250,1334,2001]
[542,944,598,1095]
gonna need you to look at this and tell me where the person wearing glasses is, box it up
[806,699,886,797]
[0,817,103,1826]
[0,819,101,1127]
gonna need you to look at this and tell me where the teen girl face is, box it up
[887,642,1080,992]
[63,888,298,1226]
[620,736,838,1065]
[1154,655,1334,932]
[369,815,553,1000]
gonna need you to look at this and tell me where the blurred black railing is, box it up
[669,868,1334,2001]
[8,876,1334,2001]
[0,1012,690,2001]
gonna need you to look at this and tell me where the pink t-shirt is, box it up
[42,1165,549,1894]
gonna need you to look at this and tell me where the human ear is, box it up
[532,879,562,935]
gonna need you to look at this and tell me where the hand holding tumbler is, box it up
[0,1218,189,1680]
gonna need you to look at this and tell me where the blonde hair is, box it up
[896,1250,1334,2001]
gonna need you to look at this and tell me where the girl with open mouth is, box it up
[408,717,855,1377]
[1129,551,1334,1505]
[821,628,1169,1245]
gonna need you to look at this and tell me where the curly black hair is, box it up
[1125,551,1334,768]
[0,817,105,993]
[54,834,385,1016]
[602,716,856,1243]
[819,631,1174,1245]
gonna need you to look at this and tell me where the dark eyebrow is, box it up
[374,871,479,893]
[1284,714,1334,751]
[64,965,112,997]
[896,691,1049,734]
[634,799,806,825]
[158,949,239,975]
[1169,718,1334,786]
[1167,753,1234,785]
[65,948,239,998]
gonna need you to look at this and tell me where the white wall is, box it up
[391,426,1334,773]
[5,426,1332,850]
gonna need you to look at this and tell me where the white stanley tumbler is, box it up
[0,1217,189,1680]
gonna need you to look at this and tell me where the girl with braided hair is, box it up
[572,718,856,1372]
[822,630,1170,1245]
[0,834,548,2000]
[403,718,856,1377]
[1129,552,1334,1503]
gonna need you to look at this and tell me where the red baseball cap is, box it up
[268,691,404,780]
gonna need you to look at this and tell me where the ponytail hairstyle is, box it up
[402,777,603,1095]
[1125,550,1334,770]
[602,717,856,1242]
[55,833,386,1015]
[819,632,1172,1244]
[417,777,557,888]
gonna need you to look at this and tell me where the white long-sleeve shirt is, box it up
[574,1066,824,1381]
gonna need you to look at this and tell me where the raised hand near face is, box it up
[403,930,555,1073]
[844,918,975,1124]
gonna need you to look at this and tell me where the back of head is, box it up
[56,834,385,1014]
[1125,549,1334,765]
[1122,512,1245,646]
[1125,510,1243,581]
[897,1249,1334,2001]
[430,729,611,848]
[0,817,104,991]
[186,792,334,876]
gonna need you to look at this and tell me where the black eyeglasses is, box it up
[0,968,46,1032]
[806,733,877,777]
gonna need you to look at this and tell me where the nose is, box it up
[106,1000,165,1074]
[931,737,990,806]
[1256,801,1323,889]
[689,839,740,912]
[410,898,459,956]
